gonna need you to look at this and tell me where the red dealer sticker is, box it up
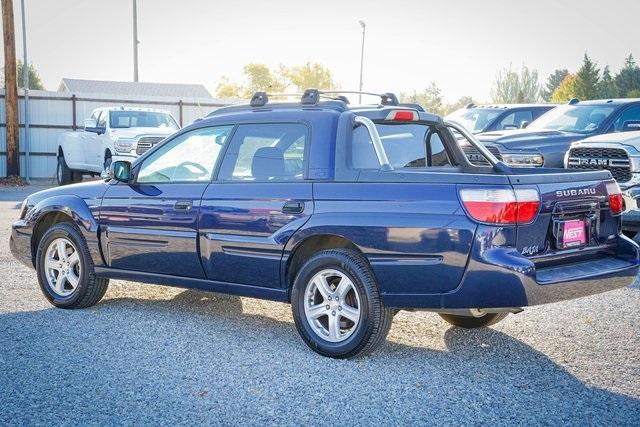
[562,219,587,247]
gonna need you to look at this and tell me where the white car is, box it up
[56,107,179,185]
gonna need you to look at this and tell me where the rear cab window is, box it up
[350,121,453,170]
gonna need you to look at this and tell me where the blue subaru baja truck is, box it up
[10,90,639,358]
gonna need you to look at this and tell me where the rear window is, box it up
[351,123,452,169]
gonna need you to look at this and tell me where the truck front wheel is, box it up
[35,222,109,308]
[291,249,393,359]
[56,156,74,185]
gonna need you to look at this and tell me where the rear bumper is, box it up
[383,231,639,310]
[10,219,34,268]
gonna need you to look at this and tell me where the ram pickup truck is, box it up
[11,90,639,359]
[566,130,640,237]
[475,98,640,168]
[56,107,179,185]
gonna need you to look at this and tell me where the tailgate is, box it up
[510,171,620,259]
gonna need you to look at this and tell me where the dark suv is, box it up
[476,98,640,168]
[446,104,555,134]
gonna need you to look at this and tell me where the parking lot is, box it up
[0,185,639,425]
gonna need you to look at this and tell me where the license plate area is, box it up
[551,201,600,250]
[554,219,587,249]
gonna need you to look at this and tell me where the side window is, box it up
[137,125,233,183]
[97,110,107,128]
[427,132,452,167]
[498,110,533,129]
[90,110,100,121]
[218,123,307,181]
[612,105,640,132]
[350,123,452,169]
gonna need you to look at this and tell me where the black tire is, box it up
[439,312,508,328]
[56,155,74,186]
[35,222,109,309]
[291,249,393,359]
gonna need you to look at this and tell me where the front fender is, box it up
[23,195,104,267]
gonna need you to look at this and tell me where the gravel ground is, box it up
[1,185,639,425]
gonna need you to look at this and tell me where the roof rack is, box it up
[249,89,400,108]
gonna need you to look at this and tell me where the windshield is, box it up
[109,111,179,129]
[445,108,502,133]
[527,105,615,134]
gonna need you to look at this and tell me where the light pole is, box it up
[20,0,29,182]
[133,0,139,82]
[358,20,365,104]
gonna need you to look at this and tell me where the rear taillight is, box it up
[459,187,540,225]
[606,181,625,215]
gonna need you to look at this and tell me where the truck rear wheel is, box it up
[291,249,393,359]
[439,312,508,328]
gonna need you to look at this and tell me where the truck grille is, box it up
[567,147,631,183]
[136,136,165,155]
[461,145,503,166]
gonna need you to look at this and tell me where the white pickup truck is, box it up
[56,107,179,185]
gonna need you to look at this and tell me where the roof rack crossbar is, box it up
[249,89,400,107]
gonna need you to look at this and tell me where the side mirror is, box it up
[84,118,97,131]
[622,120,640,132]
[84,118,106,134]
[520,121,530,129]
[103,160,132,182]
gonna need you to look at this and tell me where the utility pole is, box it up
[21,0,30,181]
[358,20,366,104]
[133,0,139,82]
[2,0,20,177]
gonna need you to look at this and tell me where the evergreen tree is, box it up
[615,54,640,97]
[597,65,618,98]
[573,54,600,100]
[542,69,568,101]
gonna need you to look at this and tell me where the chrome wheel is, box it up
[303,269,361,343]
[44,238,81,297]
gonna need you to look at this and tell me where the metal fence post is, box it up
[71,94,77,130]
[178,99,183,127]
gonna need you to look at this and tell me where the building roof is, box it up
[59,78,212,98]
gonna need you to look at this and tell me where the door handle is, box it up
[174,200,193,211]
[282,201,304,214]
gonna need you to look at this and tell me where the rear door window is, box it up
[218,123,308,181]
[351,122,453,169]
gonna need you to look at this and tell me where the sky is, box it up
[2,0,640,102]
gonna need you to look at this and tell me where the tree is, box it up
[597,65,618,99]
[215,76,242,98]
[628,89,640,98]
[551,74,578,102]
[283,62,337,91]
[491,65,541,103]
[443,96,476,115]
[573,53,600,100]
[542,69,569,101]
[242,63,286,97]
[400,82,443,115]
[16,61,45,90]
[615,54,640,97]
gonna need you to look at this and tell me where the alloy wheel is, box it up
[44,237,81,297]
[303,269,361,343]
